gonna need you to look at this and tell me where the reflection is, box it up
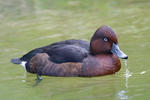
[32,79,42,87]
[22,70,27,83]
[24,70,27,78]
[22,71,43,86]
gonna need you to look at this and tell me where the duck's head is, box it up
[90,25,128,59]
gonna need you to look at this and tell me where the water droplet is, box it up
[117,90,128,100]
[22,80,26,83]
[140,71,146,74]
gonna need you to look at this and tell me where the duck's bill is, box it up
[111,43,128,59]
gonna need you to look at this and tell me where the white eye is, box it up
[104,37,108,42]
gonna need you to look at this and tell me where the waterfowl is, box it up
[11,25,128,79]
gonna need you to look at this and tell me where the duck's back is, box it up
[19,40,90,63]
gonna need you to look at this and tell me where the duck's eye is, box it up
[103,37,108,42]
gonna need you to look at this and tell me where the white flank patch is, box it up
[20,61,27,70]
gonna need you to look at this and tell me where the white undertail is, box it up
[20,61,27,70]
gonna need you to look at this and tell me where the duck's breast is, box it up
[80,54,121,76]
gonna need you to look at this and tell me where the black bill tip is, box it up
[122,56,128,59]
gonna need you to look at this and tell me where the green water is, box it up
[0,0,150,100]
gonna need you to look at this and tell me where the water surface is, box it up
[0,0,150,100]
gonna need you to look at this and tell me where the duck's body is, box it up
[27,53,120,77]
[11,25,128,78]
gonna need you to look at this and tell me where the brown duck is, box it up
[11,25,128,79]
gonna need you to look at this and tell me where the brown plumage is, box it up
[11,25,128,78]
[28,53,121,77]
[29,53,82,77]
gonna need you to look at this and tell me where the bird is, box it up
[11,25,128,79]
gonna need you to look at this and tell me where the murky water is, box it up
[0,0,150,100]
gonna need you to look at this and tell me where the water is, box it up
[117,60,132,100]
[124,60,132,88]
[0,0,150,100]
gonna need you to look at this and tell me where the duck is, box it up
[11,25,128,79]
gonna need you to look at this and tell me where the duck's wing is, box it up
[44,44,89,63]
[19,48,44,62]
[12,40,89,64]
[42,39,90,63]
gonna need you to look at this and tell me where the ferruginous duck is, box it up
[11,25,128,79]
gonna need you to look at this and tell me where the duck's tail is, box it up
[11,58,22,64]
[11,58,27,70]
